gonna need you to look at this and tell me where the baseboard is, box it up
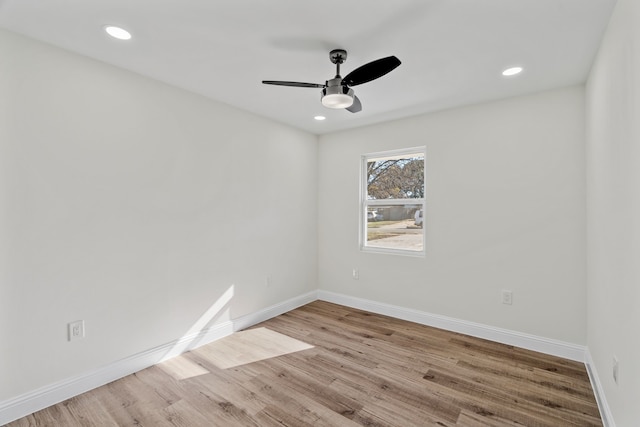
[585,349,616,427]
[232,290,318,332]
[0,290,318,426]
[317,290,587,362]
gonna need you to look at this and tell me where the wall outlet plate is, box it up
[501,290,513,305]
[68,320,85,341]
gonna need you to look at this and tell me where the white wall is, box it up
[586,0,640,424]
[0,29,318,401]
[318,86,586,344]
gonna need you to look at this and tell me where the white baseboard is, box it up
[0,290,318,426]
[585,349,616,427]
[232,290,318,332]
[317,290,586,362]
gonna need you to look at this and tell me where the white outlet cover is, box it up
[501,290,513,305]
[68,320,85,341]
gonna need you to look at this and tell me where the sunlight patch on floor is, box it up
[196,327,314,369]
[158,355,211,380]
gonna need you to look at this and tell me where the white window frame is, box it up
[360,146,426,257]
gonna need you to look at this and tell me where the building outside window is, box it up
[361,147,425,256]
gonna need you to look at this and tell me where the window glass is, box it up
[362,149,425,255]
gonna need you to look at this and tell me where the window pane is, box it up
[366,204,423,252]
[367,155,424,200]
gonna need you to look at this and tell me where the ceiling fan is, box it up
[262,49,401,113]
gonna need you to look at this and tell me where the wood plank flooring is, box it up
[8,301,603,426]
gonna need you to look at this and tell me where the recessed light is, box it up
[104,25,132,40]
[314,116,326,121]
[502,66,523,77]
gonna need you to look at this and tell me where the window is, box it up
[361,147,425,255]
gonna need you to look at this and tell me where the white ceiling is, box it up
[0,0,616,135]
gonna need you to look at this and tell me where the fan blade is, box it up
[346,96,362,113]
[342,56,401,87]
[262,80,324,88]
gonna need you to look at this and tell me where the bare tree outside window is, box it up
[367,157,424,200]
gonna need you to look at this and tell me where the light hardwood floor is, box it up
[9,301,603,426]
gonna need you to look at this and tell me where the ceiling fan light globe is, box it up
[322,93,354,109]
[321,85,354,109]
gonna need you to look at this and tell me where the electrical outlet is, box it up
[68,320,85,341]
[352,268,359,280]
[613,356,619,385]
[501,290,513,305]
